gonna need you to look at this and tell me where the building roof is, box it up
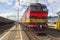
[57,12,60,15]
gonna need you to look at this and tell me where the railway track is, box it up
[33,28,60,40]
[20,24,60,40]
[34,34,58,40]
[20,24,39,40]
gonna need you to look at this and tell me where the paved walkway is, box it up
[0,24,29,40]
[0,24,20,40]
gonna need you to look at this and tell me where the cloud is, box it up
[14,0,23,9]
[0,12,14,18]
[14,0,28,11]
[14,1,20,9]
[47,0,60,16]
[0,0,9,3]
[20,0,30,5]
[48,0,56,3]
[0,9,25,21]
[48,12,53,16]
[48,12,58,16]
[0,12,18,21]
[57,8,60,12]
[7,2,12,5]
[0,0,12,5]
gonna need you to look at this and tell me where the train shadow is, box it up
[37,33,47,36]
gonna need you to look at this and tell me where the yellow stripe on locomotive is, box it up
[25,18,30,22]
[30,19,47,22]
[21,18,30,23]
[21,18,47,23]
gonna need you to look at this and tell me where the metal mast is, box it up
[36,0,38,3]
[17,0,20,22]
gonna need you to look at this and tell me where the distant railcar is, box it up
[21,3,48,34]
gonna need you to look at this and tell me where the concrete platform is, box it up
[0,24,29,40]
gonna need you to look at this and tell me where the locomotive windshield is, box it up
[30,4,48,12]
[41,4,48,11]
[30,5,41,11]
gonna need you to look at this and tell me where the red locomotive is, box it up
[21,3,48,34]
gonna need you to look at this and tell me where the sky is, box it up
[0,0,60,21]
[0,0,27,21]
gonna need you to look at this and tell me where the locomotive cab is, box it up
[28,3,48,34]
[21,3,48,34]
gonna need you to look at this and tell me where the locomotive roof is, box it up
[30,3,46,8]
[30,3,41,5]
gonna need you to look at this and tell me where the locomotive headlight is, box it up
[40,25,42,29]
